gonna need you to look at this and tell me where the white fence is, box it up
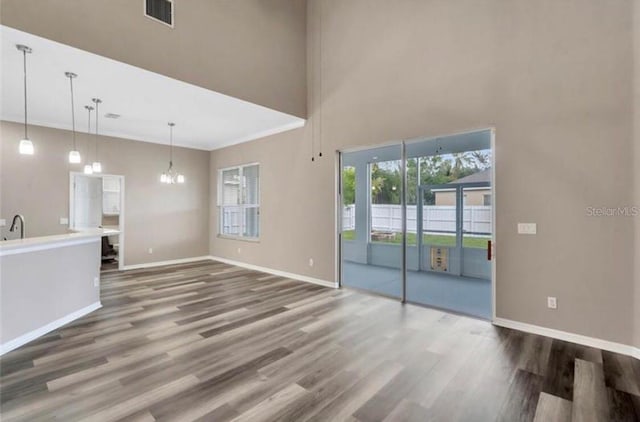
[343,204,492,234]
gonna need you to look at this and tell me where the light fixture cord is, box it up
[84,106,93,157]
[87,107,91,135]
[169,124,173,168]
[69,76,77,149]
[23,49,28,139]
[95,100,99,160]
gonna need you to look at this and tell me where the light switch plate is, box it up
[518,223,537,235]
[60,217,69,225]
[0,219,5,227]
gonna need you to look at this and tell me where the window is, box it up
[218,164,259,240]
[144,0,173,27]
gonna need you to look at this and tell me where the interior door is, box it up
[72,175,103,229]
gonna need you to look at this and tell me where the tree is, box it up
[342,167,355,205]
[342,149,491,206]
[370,162,400,204]
[471,151,491,170]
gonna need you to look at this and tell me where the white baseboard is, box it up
[0,302,102,356]
[208,255,338,289]
[493,317,639,360]
[122,256,212,271]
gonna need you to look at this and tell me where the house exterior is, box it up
[433,169,491,206]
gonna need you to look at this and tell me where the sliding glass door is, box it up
[340,144,404,298]
[339,129,493,319]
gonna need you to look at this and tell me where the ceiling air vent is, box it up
[145,0,173,27]
[104,113,121,119]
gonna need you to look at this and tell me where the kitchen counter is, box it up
[0,227,120,256]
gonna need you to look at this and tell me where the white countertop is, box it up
[0,227,120,255]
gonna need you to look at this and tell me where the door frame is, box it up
[417,181,491,276]
[336,127,496,321]
[69,172,126,270]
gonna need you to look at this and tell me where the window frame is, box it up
[217,162,260,242]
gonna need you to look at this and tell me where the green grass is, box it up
[341,230,489,249]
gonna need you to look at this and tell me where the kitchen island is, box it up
[0,228,119,355]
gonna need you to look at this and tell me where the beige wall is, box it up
[1,121,210,266]
[210,126,322,278]
[211,0,637,347]
[435,191,455,206]
[0,0,307,118]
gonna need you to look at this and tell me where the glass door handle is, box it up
[487,240,492,261]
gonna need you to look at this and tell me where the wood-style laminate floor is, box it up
[1,260,639,421]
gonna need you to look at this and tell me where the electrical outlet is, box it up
[60,217,69,225]
[309,258,314,267]
[547,296,557,309]
[93,277,99,287]
[518,223,537,235]
[148,248,153,254]
[0,219,5,227]
[237,248,241,254]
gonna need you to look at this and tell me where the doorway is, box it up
[338,129,494,319]
[69,172,125,271]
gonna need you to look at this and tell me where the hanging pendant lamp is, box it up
[17,44,34,155]
[83,105,94,174]
[65,72,81,164]
[91,98,103,173]
[160,122,185,184]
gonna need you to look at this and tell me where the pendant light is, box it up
[91,98,103,173]
[160,122,185,184]
[65,72,81,163]
[17,44,34,155]
[83,105,94,174]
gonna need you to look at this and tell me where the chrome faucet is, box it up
[9,214,25,239]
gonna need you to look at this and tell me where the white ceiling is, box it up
[1,26,305,150]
